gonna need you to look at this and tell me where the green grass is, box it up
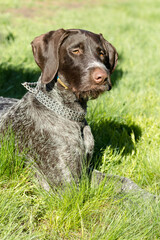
[0,133,160,239]
[0,0,160,238]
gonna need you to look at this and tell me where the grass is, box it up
[0,0,160,239]
[0,133,160,239]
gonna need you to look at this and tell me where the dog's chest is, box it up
[0,97,94,185]
[33,115,88,184]
[44,116,86,158]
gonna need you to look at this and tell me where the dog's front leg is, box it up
[83,125,94,163]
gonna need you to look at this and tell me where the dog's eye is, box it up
[72,49,82,55]
[99,50,105,57]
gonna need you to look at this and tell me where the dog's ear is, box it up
[100,34,118,74]
[31,29,69,84]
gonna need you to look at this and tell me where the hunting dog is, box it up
[0,29,118,189]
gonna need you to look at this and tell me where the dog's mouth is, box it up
[76,65,112,100]
[103,79,112,91]
[74,80,112,100]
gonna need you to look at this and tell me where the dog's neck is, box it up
[46,81,87,113]
[22,78,87,122]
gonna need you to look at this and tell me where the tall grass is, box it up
[0,133,160,239]
[0,0,160,238]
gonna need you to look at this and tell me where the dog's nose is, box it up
[92,68,108,83]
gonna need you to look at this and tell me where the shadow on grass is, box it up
[0,63,40,99]
[90,119,142,168]
[111,53,124,87]
[111,68,123,87]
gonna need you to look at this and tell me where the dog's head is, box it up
[31,29,118,100]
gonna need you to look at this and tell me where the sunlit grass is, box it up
[0,0,160,238]
[0,134,160,239]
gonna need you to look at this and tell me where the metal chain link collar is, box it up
[22,82,86,122]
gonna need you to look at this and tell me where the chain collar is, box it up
[22,81,86,122]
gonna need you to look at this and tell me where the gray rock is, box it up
[91,169,156,200]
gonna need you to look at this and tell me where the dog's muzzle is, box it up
[87,61,112,90]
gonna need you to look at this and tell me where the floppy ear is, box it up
[100,34,118,74]
[31,29,69,84]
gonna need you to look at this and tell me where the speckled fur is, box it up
[0,83,94,187]
[0,29,118,189]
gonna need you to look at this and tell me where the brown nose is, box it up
[92,68,108,83]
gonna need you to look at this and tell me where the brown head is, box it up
[31,29,118,100]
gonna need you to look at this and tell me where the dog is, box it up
[0,28,118,189]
